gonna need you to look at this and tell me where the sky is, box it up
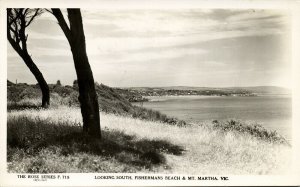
[7,9,292,88]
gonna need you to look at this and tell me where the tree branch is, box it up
[19,11,27,51]
[45,8,54,15]
[51,9,71,42]
[7,23,22,55]
[25,9,40,27]
[7,8,22,26]
[23,8,29,16]
[7,8,43,54]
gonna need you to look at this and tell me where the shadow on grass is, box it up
[7,116,185,172]
[7,103,42,111]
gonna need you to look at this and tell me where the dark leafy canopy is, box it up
[7,8,50,108]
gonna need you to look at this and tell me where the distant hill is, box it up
[232,86,291,95]
[123,86,291,96]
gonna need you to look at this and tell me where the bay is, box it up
[135,95,292,139]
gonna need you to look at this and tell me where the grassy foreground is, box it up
[7,107,291,174]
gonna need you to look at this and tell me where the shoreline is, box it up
[143,94,291,102]
[144,95,222,102]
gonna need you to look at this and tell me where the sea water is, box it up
[136,95,292,139]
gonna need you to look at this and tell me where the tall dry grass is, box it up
[7,107,291,174]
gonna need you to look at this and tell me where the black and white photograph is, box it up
[1,0,300,186]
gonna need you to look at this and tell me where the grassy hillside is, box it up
[7,80,185,126]
[7,107,291,174]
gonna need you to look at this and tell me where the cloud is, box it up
[7,8,291,87]
[27,38,69,49]
[25,8,289,57]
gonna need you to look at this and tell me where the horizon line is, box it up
[7,79,291,89]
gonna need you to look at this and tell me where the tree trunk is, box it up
[52,8,101,138]
[67,9,101,138]
[71,46,101,138]
[20,52,50,107]
[7,37,50,108]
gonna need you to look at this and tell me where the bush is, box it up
[131,106,186,126]
[212,120,288,144]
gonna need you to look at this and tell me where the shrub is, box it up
[56,80,61,86]
[212,119,288,144]
[131,106,186,126]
